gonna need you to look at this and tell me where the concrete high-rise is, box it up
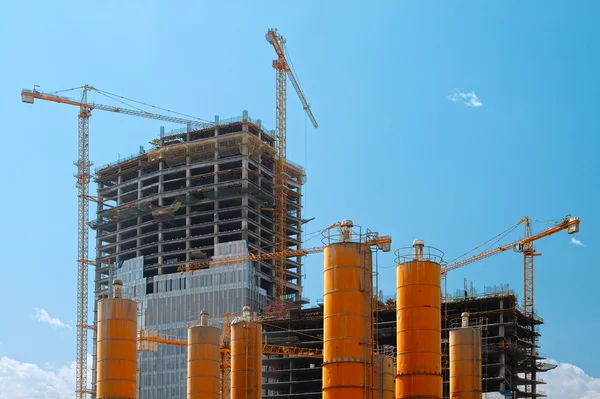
[90,113,307,398]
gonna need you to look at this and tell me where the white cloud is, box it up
[1,354,597,399]
[0,356,75,399]
[33,308,71,329]
[0,355,92,399]
[480,361,600,399]
[448,88,483,107]
[544,361,600,399]
[570,237,586,248]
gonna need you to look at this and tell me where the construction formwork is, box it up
[261,285,552,399]
[91,114,306,398]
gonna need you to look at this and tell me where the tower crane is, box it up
[138,332,324,357]
[178,222,392,274]
[138,311,323,399]
[266,29,318,312]
[21,85,211,398]
[442,215,580,316]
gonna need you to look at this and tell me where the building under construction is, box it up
[19,24,584,398]
[261,285,554,399]
[91,114,307,397]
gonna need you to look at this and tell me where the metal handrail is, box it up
[395,245,445,264]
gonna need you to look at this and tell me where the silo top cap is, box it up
[232,306,253,325]
[412,239,424,247]
[242,306,251,319]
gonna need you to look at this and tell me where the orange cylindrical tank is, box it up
[396,240,442,399]
[96,280,137,399]
[188,310,220,399]
[382,356,395,399]
[231,306,262,399]
[374,354,395,399]
[374,354,381,399]
[323,239,373,399]
[449,313,482,399]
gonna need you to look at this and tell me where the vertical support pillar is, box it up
[213,160,219,246]
[499,299,505,391]
[136,160,142,258]
[241,136,249,239]
[157,158,164,273]
[185,145,191,262]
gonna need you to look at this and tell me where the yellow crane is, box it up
[22,85,209,398]
[442,215,580,397]
[442,215,581,316]
[138,332,323,357]
[176,222,342,275]
[178,222,392,275]
[138,312,323,399]
[266,28,318,313]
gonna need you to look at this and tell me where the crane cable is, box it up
[45,85,211,123]
[48,86,88,94]
[446,220,523,265]
[93,87,212,123]
[95,90,148,113]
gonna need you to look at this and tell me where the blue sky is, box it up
[1,1,599,396]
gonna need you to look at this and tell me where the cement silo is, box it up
[374,354,395,399]
[449,312,482,399]
[231,306,262,399]
[323,220,374,399]
[188,309,220,399]
[96,280,137,399]
[395,240,442,399]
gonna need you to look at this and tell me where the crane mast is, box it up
[22,86,207,398]
[266,28,318,312]
[273,30,288,312]
[76,87,92,398]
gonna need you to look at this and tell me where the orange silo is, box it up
[382,355,395,399]
[374,354,381,399]
[188,309,220,399]
[374,354,395,399]
[395,240,442,399]
[96,280,137,399]
[231,306,262,399]
[323,219,374,399]
[449,312,482,399]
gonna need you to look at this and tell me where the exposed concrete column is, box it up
[185,152,191,262]
[116,169,123,257]
[213,160,219,246]
[297,183,303,290]
[499,299,506,389]
[213,140,220,245]
[241,137,249,237]
[157,159,164,270]
[136,160,142,258]
[289,360,293,394]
